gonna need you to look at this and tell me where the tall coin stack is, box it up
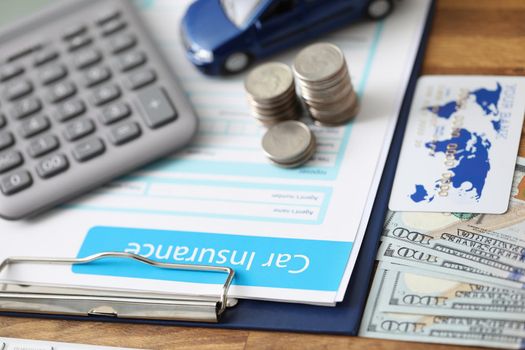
[244,62,300,126]
[293,43,359,126]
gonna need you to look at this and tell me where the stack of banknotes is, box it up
[359,158,525,348]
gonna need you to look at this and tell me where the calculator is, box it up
[0,0,198,219]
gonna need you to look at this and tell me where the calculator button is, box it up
[19,115,50,138]
[10,97,42,119]
[101,20,127,36]
[38,64,68,85]
[0,114,6,128]
[0,64,24,82]
[83,66,112,87]
[73,49,102,69]
[116,51,146,72]
[4,79,33,101]
[0,132,14,151]
[125,69,156,90]
[64,118,95,141]
[137,86,177,128]
[109,33,137,54]
[73,137,105,162]
[34,49,59,66]
[28,134,59,158]
[0,150,23,174]
[36,153,69,179]
[68,35,93,51]
[63,24,87,40]
[96,9,121,25]
[100,101,131,125]
[91,84,121,106]
[109,121,141,145]
[0,170,32,195]
[55,99,86,122]
[47,81,77,103]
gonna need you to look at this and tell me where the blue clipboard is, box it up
[1,2,434,335]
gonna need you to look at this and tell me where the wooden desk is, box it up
[1,1,524,349]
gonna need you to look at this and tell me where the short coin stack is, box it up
[261,120,316,168]
[244,62,300,126]
[293,43,359,126]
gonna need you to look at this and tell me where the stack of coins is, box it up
[261,120,316,168]
[293,42,359,126]
[244,62,300,126]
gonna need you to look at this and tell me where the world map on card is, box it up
[425,83,502,131]
[409,83,502,204]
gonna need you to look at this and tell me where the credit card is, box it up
[389,75,525,214]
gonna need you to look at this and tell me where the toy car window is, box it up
[221,0,263,28]
[259,0,297,23]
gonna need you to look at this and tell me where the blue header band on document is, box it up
[74,227,353,291]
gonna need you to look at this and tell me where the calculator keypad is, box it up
[5,79,33,101]
[0,65,24,82]
[73,137,105,162]
[19,115,50,138]
[10,97,42,119]
[27,135,59,158]
[36,153,69,178]
[0,151,23,174]
[0,0,197,219]
[0,133,14,151]
[0,170,32,195]
[39,64,68,85]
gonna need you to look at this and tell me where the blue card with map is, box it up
[389,75,525,214]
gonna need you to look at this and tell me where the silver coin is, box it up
[311,99,360,126]
[306,88,357,112]
[293,43,345,83]
[254,105,301,125]
[301,81,354,105]
[261,120,315,164]
[299,71,351,94]
[247,87,297,108]
[297,64,350,91]
[245,62,294,101]
[267,137,316,168]
[309,98,358,121]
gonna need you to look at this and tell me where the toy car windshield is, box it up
[220,0,263,28]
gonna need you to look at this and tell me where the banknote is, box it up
[377,262,525,320]
[381,229,525,281]
[360,158,525,347]
[377,238,525,289]
[359,267,525,349]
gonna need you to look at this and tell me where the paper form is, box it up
[0,0,430,305]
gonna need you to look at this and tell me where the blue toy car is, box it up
[181,0,393,75]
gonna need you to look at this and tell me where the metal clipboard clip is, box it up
[0,252,237,323]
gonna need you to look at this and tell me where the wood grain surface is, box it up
[1,0,524,349]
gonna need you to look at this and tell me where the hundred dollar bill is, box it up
[377,262,525,320]
[359,267,525,349]
[383,203,525,273]
[377,238,525,289]
[382,223,525,281]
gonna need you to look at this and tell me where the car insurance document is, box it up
[0,0,431,305]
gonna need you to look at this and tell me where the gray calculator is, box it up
[0,0,198,219]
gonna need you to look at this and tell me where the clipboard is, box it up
[0,1,435,336]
